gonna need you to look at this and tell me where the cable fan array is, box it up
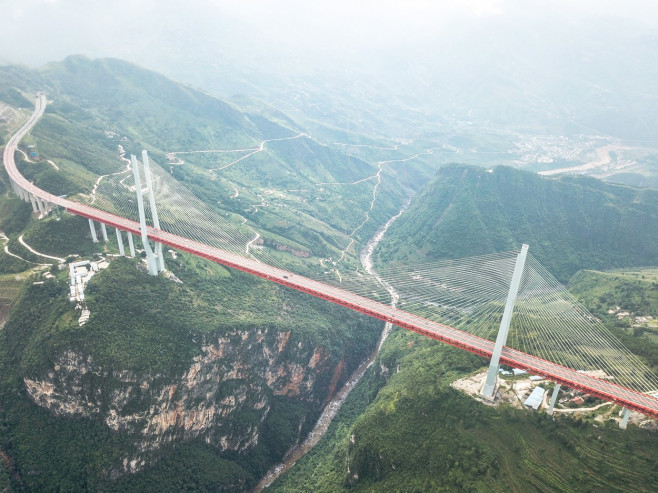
[80,157,262,258]
[79,156,658,395]
[370,253,658,394]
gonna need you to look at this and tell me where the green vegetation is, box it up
[569,269,658,318]
[22,212,102,257]
[106,443,253,492]
[0,273,25,324]
[378,164,658,282]
[569,268,658,369]
[0,250,31,275]
[0,196,32,235]
[0,250,382,490]
[273,330,658,492]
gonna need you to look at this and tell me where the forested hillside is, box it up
[0,56,427,266]
[0,254,382,490]
[376,164,658,281]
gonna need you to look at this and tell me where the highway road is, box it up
[4,93,658,419]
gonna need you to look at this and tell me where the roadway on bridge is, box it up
[4,93,658,419]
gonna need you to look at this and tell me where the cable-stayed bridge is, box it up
[4,93,658,423]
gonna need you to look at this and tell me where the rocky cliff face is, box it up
[24,327,342,474]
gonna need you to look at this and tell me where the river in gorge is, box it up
[253,202,409,492]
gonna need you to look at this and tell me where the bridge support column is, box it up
[116,229,125,256]
[547,384,561,415]
[127,233,136,257]
[142,150,165,272]
[28,193,39,213]
[36,197,46,216]
[482,244,529,399]
[132,154,159,276]
[100,223,108,242]
[620,407,631,429]
[88,219,98,243]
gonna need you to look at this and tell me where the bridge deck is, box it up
[5,94,658,420]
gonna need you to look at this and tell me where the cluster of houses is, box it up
[68,259,110,326]
[608,306,657,328]
[500,367,607,412]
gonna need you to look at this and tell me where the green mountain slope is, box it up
[376,164,658,281]
[1,56,417,267]
[568,268,658,370]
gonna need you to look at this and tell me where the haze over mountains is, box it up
[4,1,658,143]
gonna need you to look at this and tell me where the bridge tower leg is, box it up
[127,233,136,257]
[547,384,561,415]
[100,223,109,242]
[482,244,529,399]
[116,229,125,256]
[620,407,631,429]
[142,150,165,272]
[131,154,159,276]
[88,219,98,243]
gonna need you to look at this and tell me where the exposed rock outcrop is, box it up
[24,328,337,473]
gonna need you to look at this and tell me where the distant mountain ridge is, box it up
[376,164,658,281]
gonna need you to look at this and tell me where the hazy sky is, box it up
[2,0,657,65]
[206,0,657,44]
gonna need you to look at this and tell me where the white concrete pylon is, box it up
[131,154,158,275]
[37,197,46,215]
[142,150,165,272]
[482,244,529,399]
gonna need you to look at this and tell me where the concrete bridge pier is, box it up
[14,183,28,202]
[620,407,631,429]
[547,384,561,415]
[36,197,47,216]
[127,233,136,257]
[116,229,125,256]
[88,219,99,243]
[28,193,39,213]
[100,223,108,242]
[41,198,52,215]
